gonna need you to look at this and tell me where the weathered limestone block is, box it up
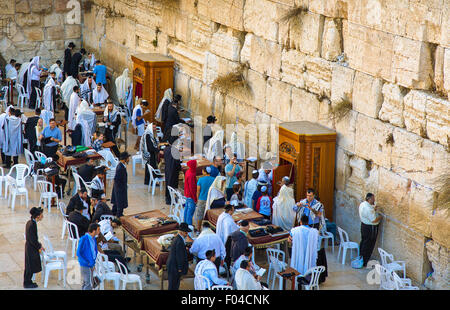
[113,0,137,19]
[243,0,279,42]
[431,209,450,250]
[286,12,324,57]
[174,71,190,110]
[208,0,245,31]
[434,46,445,93]
[309,0,347,18]
[335,147,351,192]
[15,13,42,27]
[408,182,435,237]
[392,36,433,90]
[175,12,190,43]
[377,167,411,224]
[425,241,450,290]
[381,218,429,284]
[321,18,342,61]
[343,21,394,81]
[23,27,44,41]
[190,16,213,50]
[352,71,383,118]
[65,24,81,40]
[44,13,64,27]
[100,39,128,74]
[265,78,292,122]
[169,42,205,81]
[335,110,357,153]
[444,48,450,99]
[246,69,267,112]
[355,114,393,169]
[303,55,332,97]
[426,96,450,147]
[106,18,135,49]
[203,52,240,86]
[225,96,257,125]
[281,49,307,88]
[94,7,106,36]
[210,27,242,62]
[317,99,333,129]
[16,0,30,14]
[240,33,282,80]
[331,63,355,103]
[0,0,15,14]
[30,0,52,14]
[188,78,204,115]
[335,190,362,242]
[54,0,69,13]
[390,128,449,187]
[404,0,443,45]
[290,87,320,122]
[403,90,428,137]
[161,6,177,37]
[379,83,405,128]
[346,155,379,202]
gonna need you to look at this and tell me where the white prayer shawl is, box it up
[115,68,131,104]
[205,176,226,213]
[61,76,78,104]
[190,228,226,260]
[68,92,81,130]
[49,64,63,83]
[155,88,173,122]
[80,78,97,103]
[40,110,54,128]
[216,212,238,245]
[234,268,262,290]
[290,225,319,275]
[243,178,258,208]
[6,67,17,80]
[92,86,109,104]
[18,62,30,87]
[204,130,224,162]
[4,115,23,156]
[0,113,7,149]
[26,56,40,99]
[126,84,133,118]
[84,54,96,71]
[103,105,119,132]
[131,103,141,128]
[76,104,96,147]
[194,259,218,290]
[141,123,159,155]
[272,185,297,232]
[43,78,56,111]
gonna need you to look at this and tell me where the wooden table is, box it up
[278,267,300,290]
[92,106,105,116]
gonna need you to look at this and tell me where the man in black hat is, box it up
[167,222,192,290]
[24,207,44,288]
[162,94,187,142]
[68,201,91,237]
[229,220,250,262]
[63,42,75,81]
[91,191,113,223]
[66,188,89,216]
[203,115,217,147]
[111,152,130,217]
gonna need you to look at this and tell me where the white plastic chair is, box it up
[35,87,42,109]
[378,248,406,279]
[37,180,58,213]
[392,271,419,290]
[0,167,6,198]
[375,264,396,290]
[72,172,92,197]
[211,285,233,290]
[43,235,67,270]
[132,152,143,176]
[319,225,335,253]
[115,259,142,290]
[100,214,115,221]
[7,177,29,211]
[24,149,45,191]
[299,266,326,290]
[147,164,165,195]
[34,151,47,163]
[16,83,28,108]
[337,226,359,264]
[40,251,66,288]
[98,149,118,181]
[97,252,116,274]
[59,202,69,239]
[65,221,80,258]
[194,274,212,290]
[94,256,121,290]
[266,248,287,290]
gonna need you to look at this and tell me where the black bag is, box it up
[249,228,269,238]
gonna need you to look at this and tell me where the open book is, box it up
[256,268,266,277]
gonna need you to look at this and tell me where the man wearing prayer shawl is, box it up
[26,56,42,109]
[257,161,273,196]
[49,61,63,84]
[234,260,264,290]
[194,250,228,289]
[93,83,109,104]
[115,68,131,105]
[289,215,320,276]
[244,170,259,208]
[4,109,24,168]
[68,86,81,131]
[61,76,78,105]
[0,109,9,165]
[164,138,181,205]
[80,74,96,104]
[272,185,297,231]
[132,99,149,151]
[162,96,186,142]
[190,222,226,272]
[43,72,57,112]
[293,188,324,229]
[103,101,120,145]
[205,176,227,212]
[83,53,96,71]
[75,100,97,147]
[155,88,173,123]
[216,205,239,246]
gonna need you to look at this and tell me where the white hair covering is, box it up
[154,88,173,122]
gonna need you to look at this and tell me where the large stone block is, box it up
[174,71,190,110]
[335,110,357,153]
[243,0,279,42]
[379,83,405,128]
[309,0,347,18]
[343,21,394,81]
[46,26,65,41]
[352,71,383,118]
[392,36,433,90]
[208,0,245,31]
[303,55,332,97]
[203,52,240,86]
[168,42,205,81]
[23,27,44,41]
[426,96,450,147]
[15,13,42,27]
[434,46,446,93]
[44,13,64,27]
[377,167,411,224]
[265,78,292,121]
[210,27,242,62]
[403,90,428,137]
[441,1,450,48]
[408,182,435,237]
[334,190,362,242]
[330,63,355,103]
[0,0,15,14]
[355,114,393,169]
[30,0,52,14]
[105,17,135,49]
[444,48,450,99]
[161,6,177,37]
[335,147,351,192]
[189,16,213,50]
[65,24,81,40]
[54,0,70,13]
[345,155,379,202]
[431,209,450,250]
[240,33,282,80]
[321,17,342,61]
[281,49,307,88]
[16,0,30,14]
[290,87,320,122]
[175,12,190,43]
[425,241,449,290]
[246,69,267,112]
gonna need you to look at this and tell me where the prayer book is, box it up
[256,268,266,277]
[104,231,114,241]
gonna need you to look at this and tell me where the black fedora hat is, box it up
[178,222,192,233]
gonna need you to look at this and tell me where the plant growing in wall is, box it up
[211,63,251,96]
[278,5,308,24]
[385,133,395,146]
[328,95,352,122]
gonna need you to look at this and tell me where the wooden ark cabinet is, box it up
[131,53,174,123]
[275,121,337,221]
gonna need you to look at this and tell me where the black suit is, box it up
[67,211,90,238]
[24,219,42,286]
[63,48,72,78]
[91,202,113,223]
[111,162,128,217]
[166,234,189,290]
[78,164,95,183]
[71,52,82,78]
[66,194,88,215]
[162,105,185,142]
[24,116,39,153]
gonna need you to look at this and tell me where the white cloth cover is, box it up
[26,56,40,99]
[272,185,297,231]
[4,115,23,156]
[205,176,226,213]
[76,102,97,147]
[204,130,224,162]
[115,68,131,104]
[290,225,319,275]
[17,62,30,87]
[216,212,239,245]
[61,76,78,104]
[43,77,56,111]
[154,88,173,122]
[49,64,63,83]
[68,91,81,130]
[194,259,217,290]
[234,268,262,290]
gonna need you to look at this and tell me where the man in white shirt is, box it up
[68,85,81,130]
[92,82,109,104]
[216,204,239,245]
[98,217,126,257]
[234,260,265,290]
[190,222,226,272]
[359,193,382,267]
[194,249,229,289]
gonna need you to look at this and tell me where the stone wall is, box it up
[0,0,81,67]
[81,0,450,288]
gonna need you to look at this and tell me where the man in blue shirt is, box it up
[195,166,215,229]
[77,223,100,290]
[209,156,222,178]
[93,60,107,86]
[39,118,62,160]
[224,153,243,200]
